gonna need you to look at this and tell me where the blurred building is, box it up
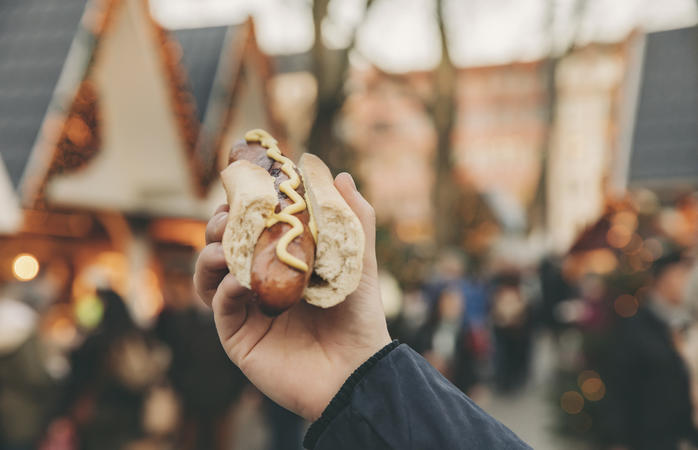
[342,68,437,243]
[342,43,627,250]
[547,41,629,253]
[0,0,280,322]
[453,61,548,211]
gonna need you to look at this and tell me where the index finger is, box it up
[206,204,229,245]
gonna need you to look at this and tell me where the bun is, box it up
[220,153,364,309]
[220,160,278,289]
[299,153,364,308]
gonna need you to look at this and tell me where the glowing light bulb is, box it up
[12,254,39,281]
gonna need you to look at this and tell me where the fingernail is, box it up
[340,172,357,191]
[214,211,228,227]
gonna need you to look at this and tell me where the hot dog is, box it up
[228,137,315,315]
[220,129,364,316]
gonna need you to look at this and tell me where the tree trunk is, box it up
[306,0,375,173]
[432,0,460,249]
[528,0,588,232]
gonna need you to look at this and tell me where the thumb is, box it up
[334,172,376,270]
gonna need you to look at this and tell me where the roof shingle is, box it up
[172,26,229,122]
[630,26,698,187]
[0,0,88,188]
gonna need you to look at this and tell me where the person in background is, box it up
[420,250,491,371]
[490,271,533,393]
[538,255,576,333]
[58,289,169,449]
[0,284,63,450]
[155,267,247,450]
[414,287,479,395]
[602,251,697,450]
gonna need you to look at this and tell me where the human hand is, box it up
[194,172,391,421]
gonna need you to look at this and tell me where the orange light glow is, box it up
[577,370,600,387]
[623,234,643,255]
[149,220,207,250]
[586,249,618,275]
[614,294,639,318]
[581,377,606,401]
[606,225,633,248]
[395,220,433,243]
[12,253,40,281]
[611,211,638,232]
[561,391,584,414]
[140,269,164,321]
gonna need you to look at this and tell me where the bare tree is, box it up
[431,0,460,249]
[307,0,375,171]
[528,0,588,231]
[306,0,487,252]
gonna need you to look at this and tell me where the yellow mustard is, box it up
[244,129,310,272]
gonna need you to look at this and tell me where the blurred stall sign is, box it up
[148,218,206,249]
[547,42,628,253]
[626,26,698,195]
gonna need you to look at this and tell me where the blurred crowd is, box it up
[0,193,697,450]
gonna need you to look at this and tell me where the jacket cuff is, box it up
[303,340,400,449]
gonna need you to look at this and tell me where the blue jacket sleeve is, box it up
[304,341,531,450]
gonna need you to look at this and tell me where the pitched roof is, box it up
[629,26,698,188]
[0,0,89,188]
[20,0,211,210]
[193,18,283,192]
[172,26,230,122]
[273,51,313,74]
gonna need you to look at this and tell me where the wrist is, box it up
[304,340,400,447]
[305,335,392,421]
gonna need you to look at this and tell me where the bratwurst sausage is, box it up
[229,131,316,315]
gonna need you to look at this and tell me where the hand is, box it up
[194,172,391,421]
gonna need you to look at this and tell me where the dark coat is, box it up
[304,342,530,450]
[602,305,698,450]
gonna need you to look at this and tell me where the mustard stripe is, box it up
[245,129,309,272]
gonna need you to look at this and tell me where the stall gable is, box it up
[45,0,202,217]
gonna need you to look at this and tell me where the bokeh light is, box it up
[74,294,105,330]
[606,224,633,248]
[577,370,600,387]
[560,391,584,415]
[581,377,606,402]
[586,249,618,275]
[12,253,40,281]
[643,238,664,259]
[614,294,639,318]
